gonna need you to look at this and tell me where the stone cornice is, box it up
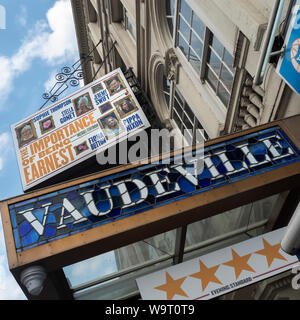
[70,0,94,85]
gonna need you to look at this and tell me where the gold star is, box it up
[154,272,188,300]
[189,260,222,291]
[255,238,287,267]
[223,249,256,279]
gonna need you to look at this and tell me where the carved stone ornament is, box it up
[164,48,180,83]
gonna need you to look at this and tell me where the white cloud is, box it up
[0,57,15,106]
[0,256,26,300]
[41,0,78,64]
[16,5,28,27]
[0,217,26,300]
[44,70,59,93]
[0,0,78,107]
[0,132,12,171]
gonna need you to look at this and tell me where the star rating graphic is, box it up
[150,234,296,300]
[223,249,256,279]
[255,238,287,267]
[154,272,188,300]
[190,260,222,290]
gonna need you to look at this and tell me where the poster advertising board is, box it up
[11,68,150,191]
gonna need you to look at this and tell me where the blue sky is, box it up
[0,0,89,300]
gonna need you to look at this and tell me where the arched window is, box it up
[166,0,175,37]
[162,75,171,110]
[160,74,209,144]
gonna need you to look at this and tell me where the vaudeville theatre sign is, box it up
[1,116,300,278]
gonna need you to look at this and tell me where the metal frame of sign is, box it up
[1,115,300,299]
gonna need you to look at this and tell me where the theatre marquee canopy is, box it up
[1,116,300,289]
[11,68,150,191]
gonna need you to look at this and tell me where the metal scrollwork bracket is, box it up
[40,40,101,110]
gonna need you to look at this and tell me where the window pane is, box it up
[173,109,182,130]
[206,67,218,92]
[191,31,203,58]
[174,97,183,117]
[218,82,230,107]
[166,0,175,36]
[192,12,205,40]
[167,18,174,36]
[224,49,235,73]
[164,92,170,108]
[178,33,189,58]
[179,15,190,41]
[162,75,170,108]
[196,121,209,140]
[183,127,193,145]
[127,17,136,40]
[163,75,171,92]
[220,65,234,91]
[208,49,221,76]
[189,48,201,74]
[170,0,175,15]
[211,35,224,58]
[180,0,192,24]
[185,103,195,123]
[183,112,193,129]
[166,0,175,16]
[175,88,184,106]
[195,129,206,143]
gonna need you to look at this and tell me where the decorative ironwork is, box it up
[40,40,102,110]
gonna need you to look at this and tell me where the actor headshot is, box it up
[15,120,37,148]
[115,95,138,118]
[98,111,124,139]
[91,83,103,94]
[73,93,94,117]
[104,74,125,96]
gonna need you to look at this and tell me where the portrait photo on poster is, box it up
[99,101,113,114]
[73,93,94,117]
[91,82,104,94]
[98,110,125,139]
[15,120,37,148]
[104,73,126,96]
[115,95,138,118]
[39,116,55,134]
[74,141,89,155]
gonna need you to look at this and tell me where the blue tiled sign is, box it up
[9,126,300,252]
